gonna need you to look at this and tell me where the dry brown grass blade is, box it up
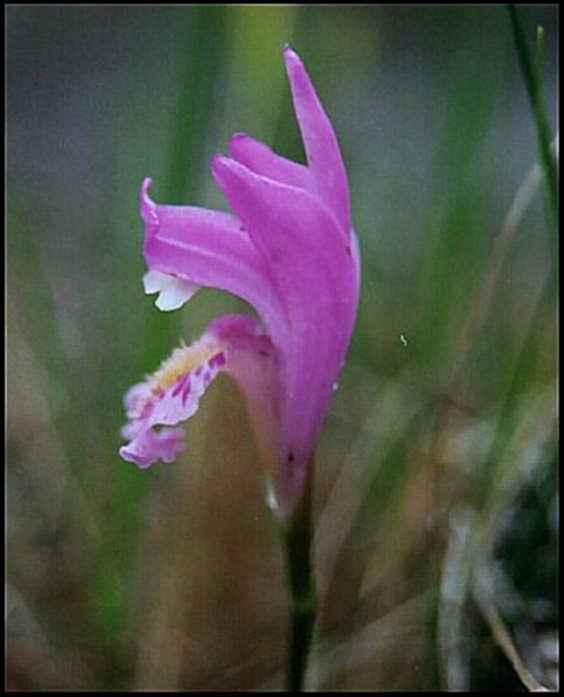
[472,574,550,692]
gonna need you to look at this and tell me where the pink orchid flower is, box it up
[119,46,360,517]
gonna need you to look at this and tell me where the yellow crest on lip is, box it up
[149,338,221,393]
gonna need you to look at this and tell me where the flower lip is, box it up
[120,314,279,473]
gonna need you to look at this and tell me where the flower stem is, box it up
[282,466,316,691]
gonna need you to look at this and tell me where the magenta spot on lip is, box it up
[209,352,226,368]
[150,385,166,401]
[203,370,211,383]
[140,401,154,419]
[181,381,191,406]
[172,374,189,397]
[195,366,203,377]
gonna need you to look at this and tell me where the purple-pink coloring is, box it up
[119,46,360,517]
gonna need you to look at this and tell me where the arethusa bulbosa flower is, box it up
[119,46,360,519]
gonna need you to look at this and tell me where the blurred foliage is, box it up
[7,4,558,691]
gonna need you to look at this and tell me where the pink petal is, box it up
[211,155,357,507]
[283,46,351,238]
[140,178,284,333]
[228,133,313,192]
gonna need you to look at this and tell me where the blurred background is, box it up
[7,4,558,691]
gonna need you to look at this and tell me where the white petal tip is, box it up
[142,270,199,312]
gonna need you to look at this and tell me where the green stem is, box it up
[282,466,316,691]
[479,268,556,502]
[507,5,558,223]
